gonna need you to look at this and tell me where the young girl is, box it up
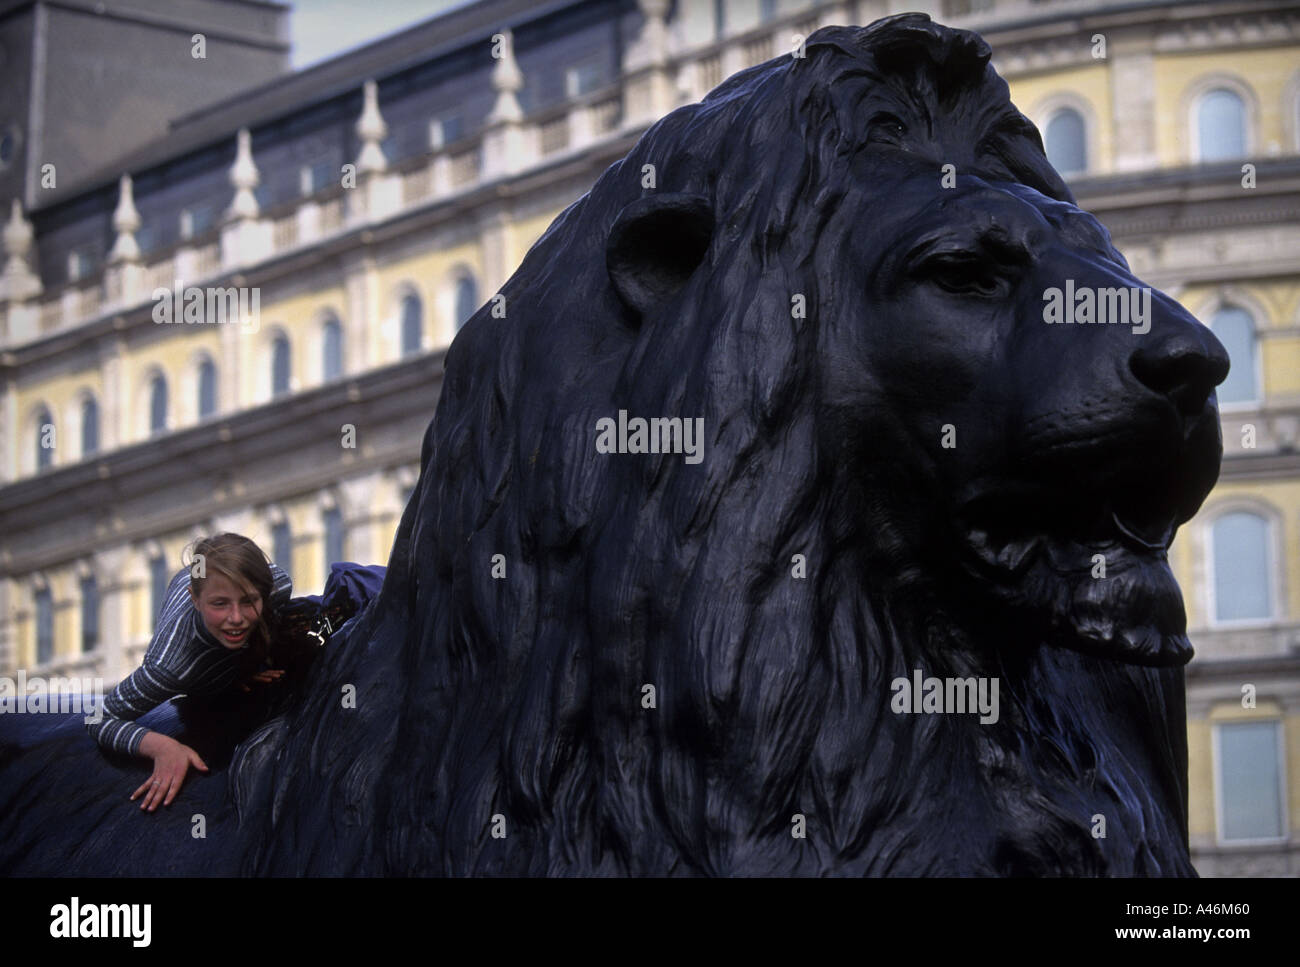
[86,533,293,812]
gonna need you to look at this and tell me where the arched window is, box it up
[149,375,168,436]
[400,294,423,356]
[34,406,54,471]
[80,574,99,653]
[34,585,53,665]
[150,554,170,621]
[198,358,217,419]
[322,316,343,381]
[1211,511,1272,622]
[1197,88,1246,162]
[1044,107,1087,175]
[454,275,478,331]
[271,520,292,572]
[1209,306,1258,405]
[271,334,291,398]
[323,506,345,567]
[81,396,99,457]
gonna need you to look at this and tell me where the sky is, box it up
[289,0,475,69]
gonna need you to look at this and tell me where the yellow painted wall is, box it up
[15,368,102,470]
[372,244,480,351]
[1154,49,1299,165]
[1189,702,1298,845]
[1007,64,1113,175]
[1178,281,1300,401]
[1174,478,1300,630]
[251,285,347,401]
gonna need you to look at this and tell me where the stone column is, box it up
[0,374,15,484]
[477,207,514,300]
[92,544,129,685]
[97,334,125,451]
[1110,37,1157,174]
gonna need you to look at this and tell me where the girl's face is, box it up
[189,573,263,650]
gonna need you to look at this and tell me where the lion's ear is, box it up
[606,193,713,322]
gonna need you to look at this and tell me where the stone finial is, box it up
[108,173,142,263]
[227,128,261,220]
[2,199,42,300]
[355,80,389,174]
[4,199,34,265]
[638,0,670,64]
[487,29,524,125]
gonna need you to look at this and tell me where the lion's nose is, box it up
[1129,310,1230,416]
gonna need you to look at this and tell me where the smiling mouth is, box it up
[222,629,248,641]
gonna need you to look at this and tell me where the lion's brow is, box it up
[976,111,1037,153]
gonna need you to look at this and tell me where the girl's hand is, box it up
[238,669,285,692]
[130,737,208,812]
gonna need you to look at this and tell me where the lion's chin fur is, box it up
[956,529,1194,668]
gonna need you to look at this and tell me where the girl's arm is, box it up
[86,566,197,756]
[86,657,187,756]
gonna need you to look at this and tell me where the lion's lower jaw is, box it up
[959,529,1194,667]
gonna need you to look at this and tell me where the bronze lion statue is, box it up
[0,13,1225,875]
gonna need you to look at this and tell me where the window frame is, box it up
[1211,717,1288,846]
[1184,74,1257,165]
[1043,106,1089,176]
[1203,505,1283,629]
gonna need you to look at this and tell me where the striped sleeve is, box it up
[86,566,194,756]
[269,562,292,612]
[86,658,187,756]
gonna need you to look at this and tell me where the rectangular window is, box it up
[1216,720,1285,842]
[565,60,605,99]
[135,224,156,255]
[67,247,96,283]
[300,160,335,196]
[323,508,345,567]
[432,115,464,149]
[35,587,54,665]
[180,205,215,240]
[150,556,170,622]
[272,522,292,573]
[80,576,99,653]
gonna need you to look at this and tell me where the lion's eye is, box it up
[920,254,1005,297]
[868,112,908,143]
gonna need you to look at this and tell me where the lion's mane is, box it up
[0,14,1195,876]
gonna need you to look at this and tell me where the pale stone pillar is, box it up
[1110,40,1157,173]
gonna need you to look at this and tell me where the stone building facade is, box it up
[0,0,1296,875]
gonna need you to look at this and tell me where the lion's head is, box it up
[242,14,1225,876]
